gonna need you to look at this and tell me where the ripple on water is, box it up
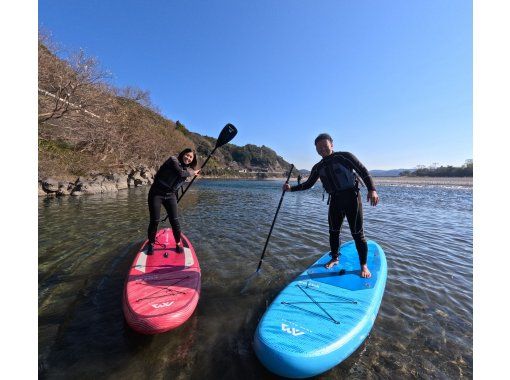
[39,180,472,378]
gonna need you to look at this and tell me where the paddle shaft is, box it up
[177,146,217,203]
[256,164,294,272]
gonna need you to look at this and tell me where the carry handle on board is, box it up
[177,123,238,203]
[256,164,294,272]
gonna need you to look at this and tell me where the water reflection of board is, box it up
[254,240,387,378]
[123,228,201,334]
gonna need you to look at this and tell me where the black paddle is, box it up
[177,123,238,203]
[160,123,237,223]
[240,164,294,294]
[255,164,294,272]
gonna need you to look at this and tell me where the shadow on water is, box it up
[39,239,206,379]
[39,242,143,377]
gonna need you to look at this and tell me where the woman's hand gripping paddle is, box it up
[160,123,237,224]
[177,123,238,203]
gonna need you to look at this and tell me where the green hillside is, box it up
[38,35,292,181]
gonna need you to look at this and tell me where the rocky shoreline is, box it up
[38,166,157,197]
[39,170,473,197]
[37,166,288,196]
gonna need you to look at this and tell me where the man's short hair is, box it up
[314,133,333,145]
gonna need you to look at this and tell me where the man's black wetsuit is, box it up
[147,156,194,245]
[290,152,376,266]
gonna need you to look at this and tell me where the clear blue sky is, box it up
[38,0,472,170]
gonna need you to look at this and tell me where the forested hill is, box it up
[38,36,292,180]
[399,161,473,177]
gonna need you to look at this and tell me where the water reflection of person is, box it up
[146,148,200,254]
[282,133,379,278]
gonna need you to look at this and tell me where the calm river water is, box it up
[39,179,472,379]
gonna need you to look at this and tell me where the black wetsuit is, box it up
[290,152,376,266]
[147,156,194,245]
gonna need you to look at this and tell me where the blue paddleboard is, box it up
[253,240,387,378]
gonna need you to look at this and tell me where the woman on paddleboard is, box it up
[282,133,379,278]
[146,148,200,254]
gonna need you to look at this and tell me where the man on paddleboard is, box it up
[147,148,200,254]
[282,133,379,278]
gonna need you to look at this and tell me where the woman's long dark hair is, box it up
[177,148,198,169]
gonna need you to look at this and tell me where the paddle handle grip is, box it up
[176,123,236,204]
[177,147,217,203]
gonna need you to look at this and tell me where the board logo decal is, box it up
[281,323,305,336]
[151,301,175,309]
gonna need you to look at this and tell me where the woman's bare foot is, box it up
[325,259,339,269]
[361,265,371,278]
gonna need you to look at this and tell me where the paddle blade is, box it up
[215,123,238,148]
[240,270,260,294]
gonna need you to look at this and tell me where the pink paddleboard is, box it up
[123,228,201,334]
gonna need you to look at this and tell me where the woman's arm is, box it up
[166,156,195,178]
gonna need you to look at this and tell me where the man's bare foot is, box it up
[361,264,371,278]
[325,259,339,269]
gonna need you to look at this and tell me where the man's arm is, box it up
[341,152,376,192]
[285,164,320,192]
[341,152,379,206]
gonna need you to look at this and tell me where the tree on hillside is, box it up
[38,34,113,125]
[114,86,160,113]
[38,31,292,179]
[400,159,473,177]
[463,159,473,168]
[39,33,186,165]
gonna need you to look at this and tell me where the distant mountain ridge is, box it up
[184,131,292,176]
[298,169,412,178]
[369,169,411,177]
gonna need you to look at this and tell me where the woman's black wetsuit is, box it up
[147,156,194,246]
[290,151,376,266]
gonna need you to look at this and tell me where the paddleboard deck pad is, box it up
[253,240,387,378]
[123,228,201,334]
